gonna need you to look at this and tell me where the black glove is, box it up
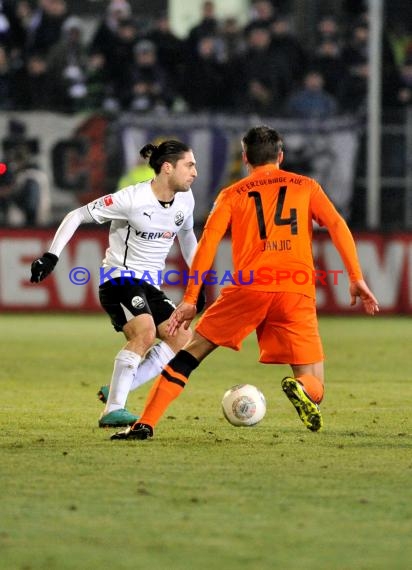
[196,284,207,314]
[30,252,58,283]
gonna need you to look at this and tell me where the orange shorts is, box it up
[195,286,324,365]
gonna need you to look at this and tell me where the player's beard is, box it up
[174,181,192,193]
[169,170,194,193]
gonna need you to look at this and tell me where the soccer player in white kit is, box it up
[30,140,204,427]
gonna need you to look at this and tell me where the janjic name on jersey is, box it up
[87,181,195,284]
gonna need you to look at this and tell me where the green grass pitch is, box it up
[1,314,412,570]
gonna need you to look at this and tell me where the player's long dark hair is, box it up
[140,140,191,174]
[242,126,283,166]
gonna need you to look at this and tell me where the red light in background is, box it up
[0,163,7,175]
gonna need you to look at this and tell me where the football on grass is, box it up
[221,384,266,426]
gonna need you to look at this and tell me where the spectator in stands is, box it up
[47,16,88,113]
[387,20,412,68]
[0,0,13,48]
[270,14,307,95]
[341,18,400,112]
[315,14,341,44]
[147,11,186,80]
[0,1,32,96]
[310,38,348,98]
[343,12,397,76]
[13,51,50,109]
[2,0,33,56]
[339,54,400,115]
[0,0,33,50]
[85,50,109,111]
[128,39,175,113]
[341,0,368,23]
[0,45,13,109]
[12,1,33,48]
[284,69,339,119]
[244,0,276,35]
[182,35,229,112]
[103,16,141,110]
[88,0,132,57]
[230,24,284,115]
[186,1,219,57]
[341,20,369,67]
[339,53,370,114]
[25,0,69,57]
[396,57,412,106]
[219,17,246,63]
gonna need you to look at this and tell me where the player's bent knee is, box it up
[162,327,193,353]
[174,326,192,347]
[124,321,157,354]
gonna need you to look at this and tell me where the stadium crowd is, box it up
[0,0,411,117]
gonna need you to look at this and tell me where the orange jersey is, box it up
[184,164,363,303]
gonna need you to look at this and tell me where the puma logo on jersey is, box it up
[143,211,154,220]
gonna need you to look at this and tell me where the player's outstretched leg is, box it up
[110,423,153,440]
[281,377,323,432]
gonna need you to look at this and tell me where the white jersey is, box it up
[87,182,195,283]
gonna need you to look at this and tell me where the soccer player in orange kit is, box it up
[111,125,379,440]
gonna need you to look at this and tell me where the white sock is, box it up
[104,349,141,414]
[130,341,175,391]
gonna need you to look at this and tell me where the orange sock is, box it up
[296,374,324,404]
[138,350,199,428]
[139,365,187,426]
